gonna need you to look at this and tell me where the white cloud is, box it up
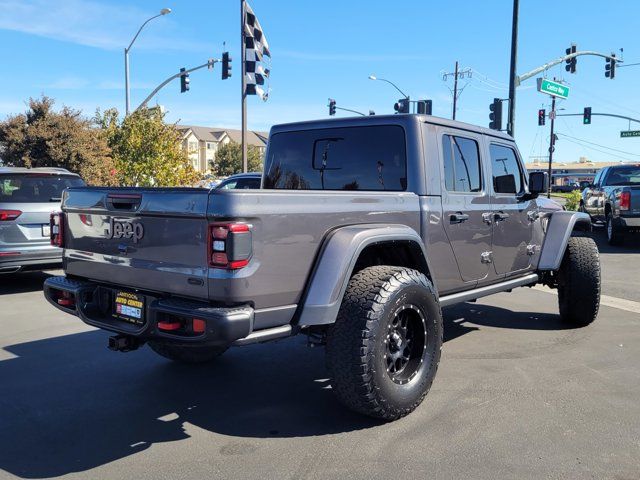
[0,0,210,52]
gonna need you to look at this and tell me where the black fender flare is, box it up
[297,224,434,326]
[538,211,592,271]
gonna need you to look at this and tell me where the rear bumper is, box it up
[0,247,61,272]
[618,215,640,230]
[43,276,254,347]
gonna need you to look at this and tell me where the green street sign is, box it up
[621,130,640,138]
[537,78,570,99]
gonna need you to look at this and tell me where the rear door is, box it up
[439,130,492,285]
[488,141,536,276]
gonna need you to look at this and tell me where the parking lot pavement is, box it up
[1,241,639,480]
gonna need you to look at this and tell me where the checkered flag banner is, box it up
[244,1,271,101]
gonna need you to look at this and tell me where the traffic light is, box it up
[417,99,433,115]
[605,53,616,79]
[180,68,190,93]
[222,52,232,80]
[394,98,410,114]
[565,44,577,73]
[583,107,592,125]
[538,109,546,126]
[328,98,336,116]
[489,98,502,130]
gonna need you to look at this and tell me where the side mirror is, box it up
[528,171,548,195]
[494,174,517,194]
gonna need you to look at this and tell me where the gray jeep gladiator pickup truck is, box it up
[44,114,601,420]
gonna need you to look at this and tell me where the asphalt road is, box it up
[0,231,639,480]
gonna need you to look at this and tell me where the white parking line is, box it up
[532,285,640,315]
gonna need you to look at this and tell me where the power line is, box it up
[556,133,640,157]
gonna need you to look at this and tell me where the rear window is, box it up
[604,166,640,185]
[0,174,85,203]
[263,125,407,191]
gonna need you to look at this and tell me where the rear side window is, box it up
[0,174,84,203]
[442,135,482,192]
[490,144,523,194]
[264,125,407,191]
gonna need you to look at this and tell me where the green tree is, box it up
[97,107,200,187]
[0,96,117,185]
[211,141,264,177]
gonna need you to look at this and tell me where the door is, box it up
[440,132,492,284]
[488,142,536,276]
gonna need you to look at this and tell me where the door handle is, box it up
[494,212,510,221]
[449,212,470,223]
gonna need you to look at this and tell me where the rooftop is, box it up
[178,125,268,147]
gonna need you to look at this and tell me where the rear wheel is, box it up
[148,342,227,364]
[557,237,600,326]
[325,266,442,420]
[606,212,624,245]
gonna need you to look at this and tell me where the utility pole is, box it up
[547,94,556,198]
[507,0,519,137]
[452,61,459,120]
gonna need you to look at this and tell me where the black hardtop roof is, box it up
[270,113,514,142]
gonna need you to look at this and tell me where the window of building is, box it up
[442,135,482,192]
[490,144,523,194]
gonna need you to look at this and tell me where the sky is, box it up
[0,0,639,165]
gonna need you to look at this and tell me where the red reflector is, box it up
[228,259,249,269]
[228,223,250,233]
[192,318,206,333]
[0,251,21,257]
[620,191,631,211]
[158,321,182,331]
[0,210,21,221]
[57,298,75,307]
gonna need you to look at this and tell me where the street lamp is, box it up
[368,74,409,99]
[124,8,172,115]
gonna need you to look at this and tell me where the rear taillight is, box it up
[208,223,252,269]
[0,210,21,221]
[50,212,65,247]
[619,191,631,211]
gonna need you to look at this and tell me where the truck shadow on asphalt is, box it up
[0,271,55,296]
[589,226,639,254]
[0,304,580,478]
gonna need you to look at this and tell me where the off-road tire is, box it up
[148,342,228,364]
[606,212,624,246]
[557,236,601,326]
[325,266,442,421]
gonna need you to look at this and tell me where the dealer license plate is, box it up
[113,290,145,325]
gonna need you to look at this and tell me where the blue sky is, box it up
[0,0,639,164]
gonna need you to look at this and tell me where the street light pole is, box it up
[368,75,409,99]
[507,0,519,137]
[124,8,171,116]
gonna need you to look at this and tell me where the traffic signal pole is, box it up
[547,95,556,199]
[507,0,519,137]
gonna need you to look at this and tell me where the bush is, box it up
[564,190,582,211]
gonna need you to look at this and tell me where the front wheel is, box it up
[325,266,442,421]
[557,237,601,326]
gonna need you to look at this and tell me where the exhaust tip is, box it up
[108,335,141,352]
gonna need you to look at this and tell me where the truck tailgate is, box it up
[62,187,210,299]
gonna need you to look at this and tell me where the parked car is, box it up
[215,172,261,190]
[580,164,640,244]
[0,167,85,273]
[44,115,599,420]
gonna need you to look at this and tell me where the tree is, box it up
[211,141,264,177]
[0,96,117,185]
[97,107,200,187]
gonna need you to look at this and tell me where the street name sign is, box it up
[537,78,570,99]
[620,130,640,138]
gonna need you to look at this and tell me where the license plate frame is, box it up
[112,290,145,325]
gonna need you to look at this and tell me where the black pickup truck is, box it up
[44,114,601,420]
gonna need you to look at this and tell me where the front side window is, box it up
[490,144,523,194]
[442,135,482,192]
[264,125,407,191]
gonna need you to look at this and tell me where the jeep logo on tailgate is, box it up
[105,217,144,244]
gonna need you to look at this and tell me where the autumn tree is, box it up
[211,141,264,177]
[97,107,200,187]
[0,96,117,185]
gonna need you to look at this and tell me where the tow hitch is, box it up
[108,334,142,352]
